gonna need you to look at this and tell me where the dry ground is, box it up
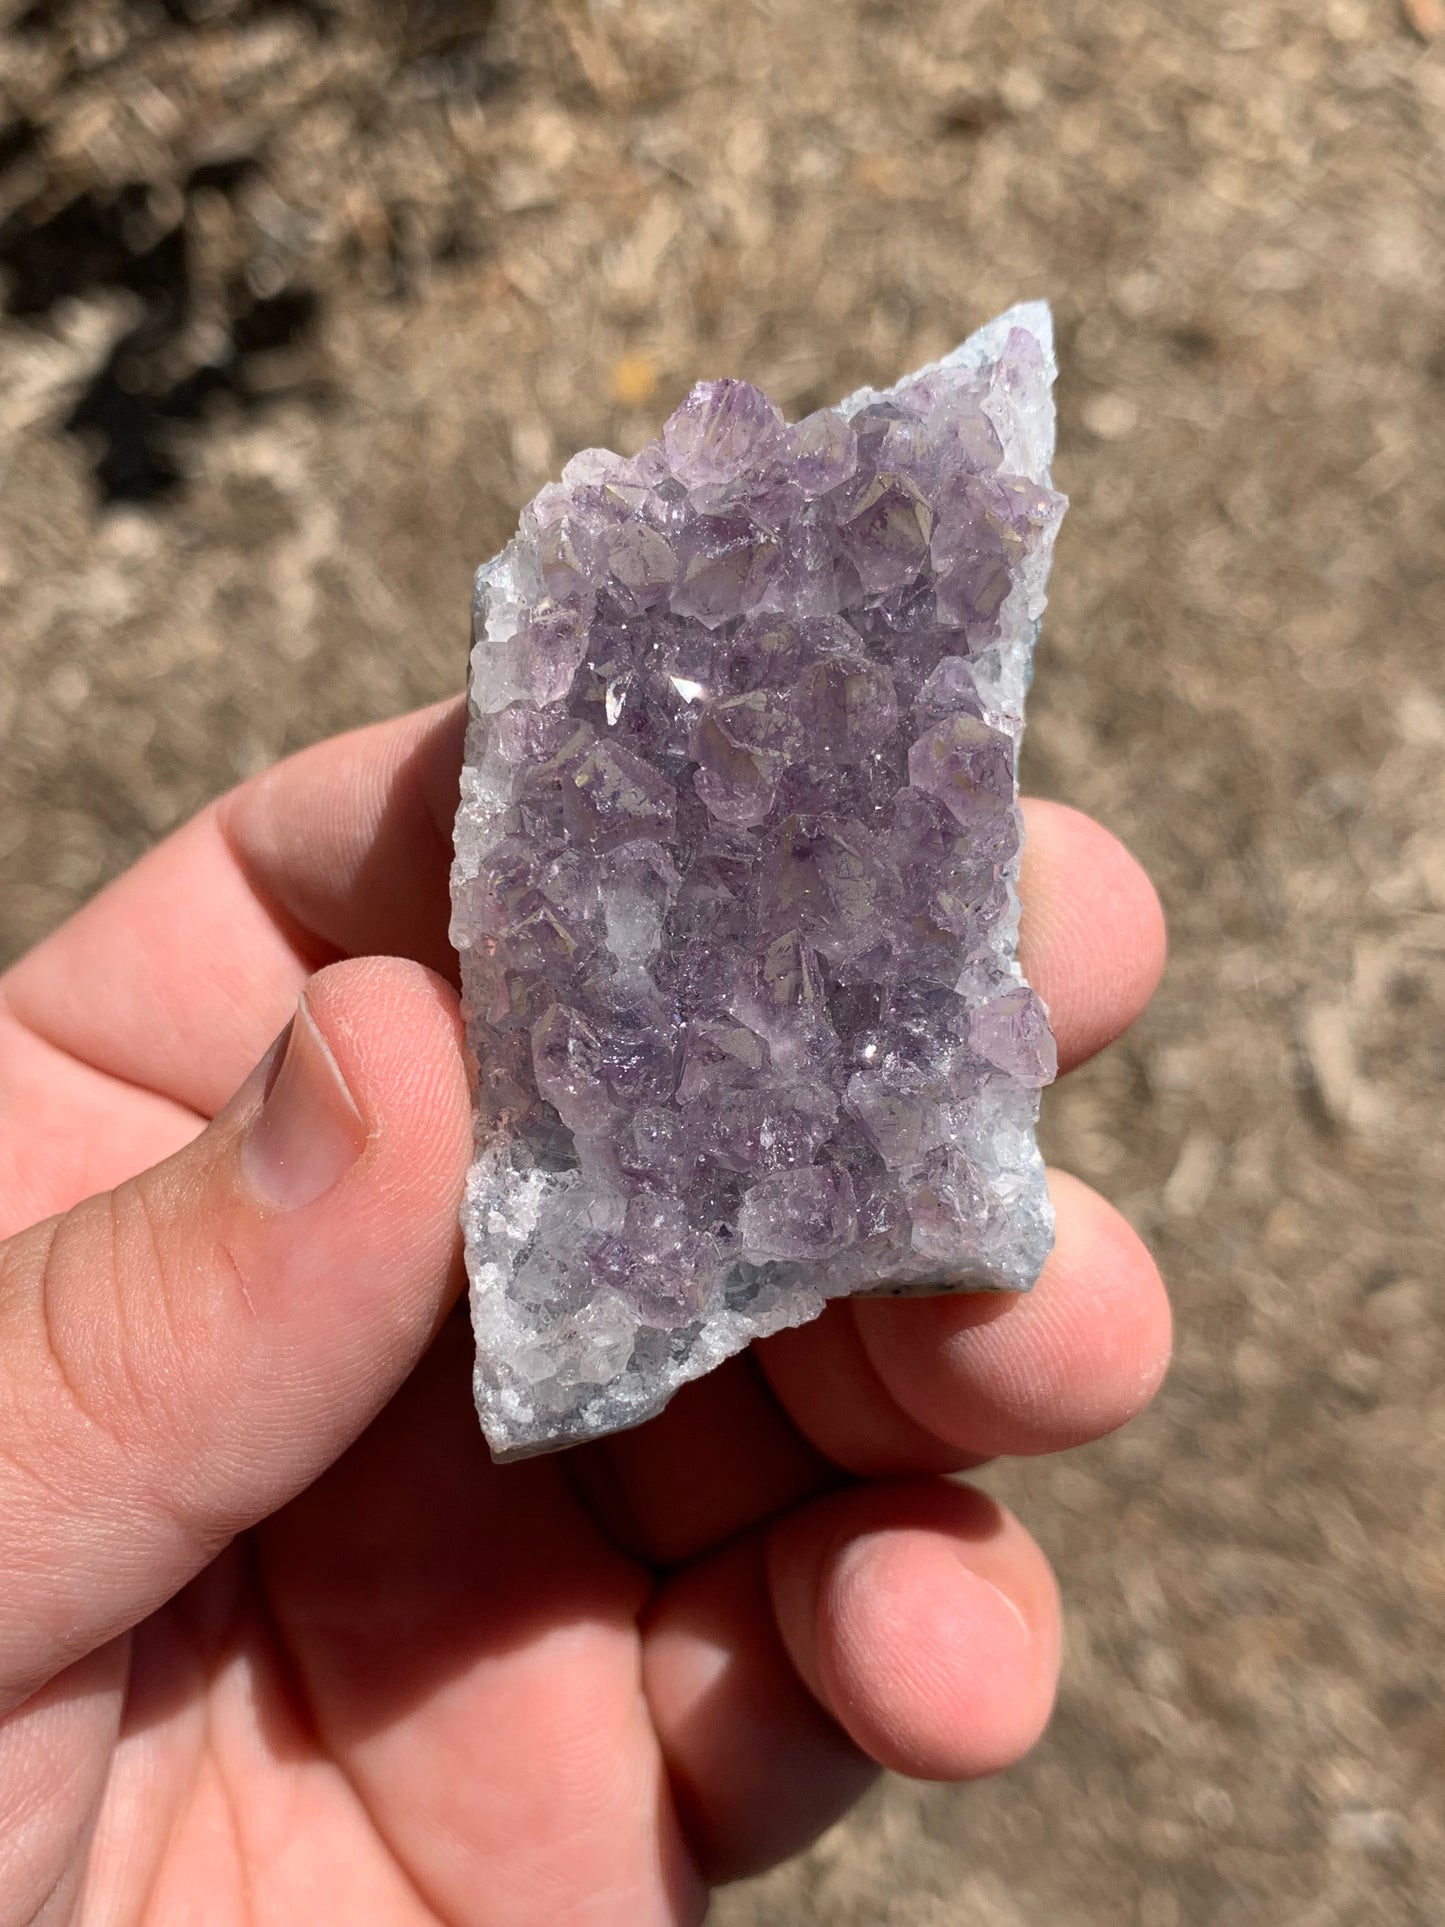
[1,1,1442,1921]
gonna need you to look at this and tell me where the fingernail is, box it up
[240,995,367,1209]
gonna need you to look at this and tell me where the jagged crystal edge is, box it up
[452,302,1063,1460]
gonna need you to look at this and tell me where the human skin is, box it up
[0,697,1168,1926]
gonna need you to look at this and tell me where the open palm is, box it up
[0,699,1168,1925]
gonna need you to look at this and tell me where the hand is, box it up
[0,698,1168,1926]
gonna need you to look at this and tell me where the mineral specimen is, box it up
[451,301,1066,1460]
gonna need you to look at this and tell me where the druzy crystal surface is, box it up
[451,302,1066,1459]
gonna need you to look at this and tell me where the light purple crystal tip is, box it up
[451,302,1067,1460]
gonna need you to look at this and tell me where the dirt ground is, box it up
[1,0,1442,1920]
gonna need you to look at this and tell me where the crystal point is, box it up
[453,302,1066,1458]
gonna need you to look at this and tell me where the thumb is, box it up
[0,956,471,1712]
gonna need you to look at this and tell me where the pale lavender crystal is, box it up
[452,302,1067,1459]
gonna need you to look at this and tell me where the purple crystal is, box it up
[691,688,797,826]
[915,655,987,726]
[516,601,589,705]
[677,1016,770,1101]
[587,505,678,613]
[671,513,780,627]
[560,740,676,851]
[663,378,788,492]
[688,1086,834,1176]
[791,654,898,759]
[453,302,1066,1458]
[908,712,1016,823]
[903,1146,996,1268]
[790,409,859,497]
[760,813,891,963]
[969,985,1058,1088]
[530,1002,614,1135]
[588,1194,717,1331]
[834,471,934,597]
[736,1161,859,1262]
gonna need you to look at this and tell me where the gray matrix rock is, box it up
[451,302,1066,1459]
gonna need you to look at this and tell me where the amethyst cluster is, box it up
[452,302,1066,1458]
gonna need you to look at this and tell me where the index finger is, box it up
[2,700,465,1119]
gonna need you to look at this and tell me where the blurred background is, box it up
[0,0,1441,1920]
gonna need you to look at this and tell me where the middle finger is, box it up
[571,1169,1170,1565]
